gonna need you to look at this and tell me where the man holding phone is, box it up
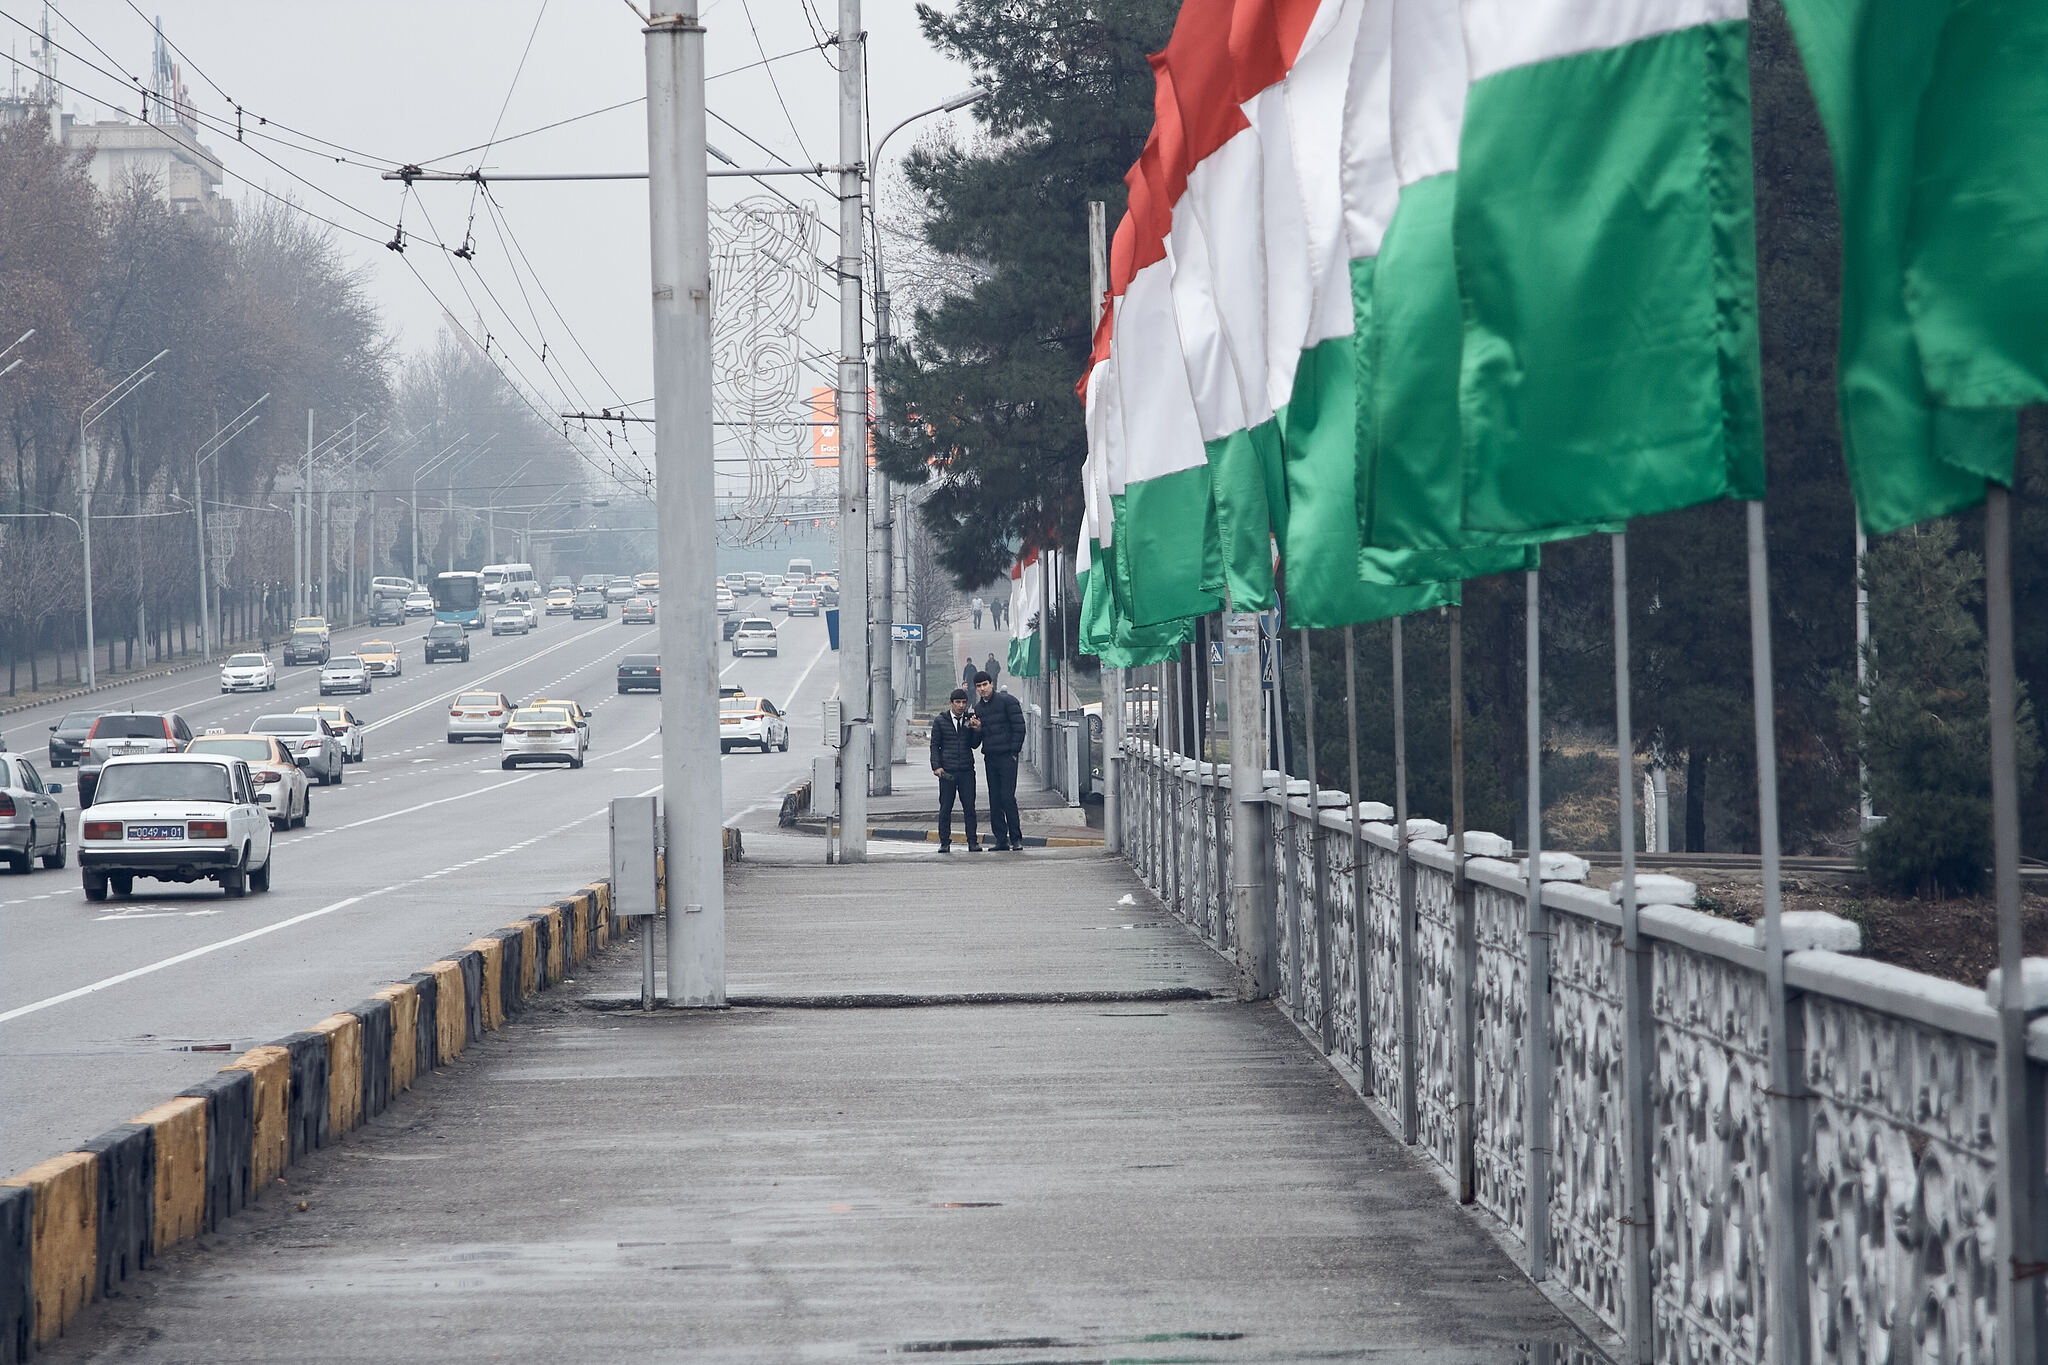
[931,688,982,852]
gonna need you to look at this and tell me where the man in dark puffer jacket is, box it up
[973,671,1026,851]
[931,688,982,852]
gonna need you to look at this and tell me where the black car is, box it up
[722,616,745,641]
[368,599,404,627]
[46,710,96,768]
[571,591,609,620]
[424,623,471,663]
[617,654,661,694]
[284,630,329,666]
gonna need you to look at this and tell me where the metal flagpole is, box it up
[1393,613,1417,1145]
[1227,605,1274,998]
[1987,484,2044,1364]
[1612,531,1652,1358]
[1523,566,1550,1278]
[1451,601,1473,1201]
[1746,499,1808,1351]
[1298,628,1316,798]
[1345,624,1369,1093]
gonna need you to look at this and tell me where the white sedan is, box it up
[78,754,274,900]
[490,604,532,635]
[319,655,372,695]
[185,734,312,829]
[731,618,778,657]
[718,695,789,753]
[219,653,278,693]
[500,707,587,769]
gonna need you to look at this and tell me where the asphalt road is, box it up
[0,598,836,1174]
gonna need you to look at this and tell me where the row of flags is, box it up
[1060,0,2047,659]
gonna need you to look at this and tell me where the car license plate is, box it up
[128,824,184,840]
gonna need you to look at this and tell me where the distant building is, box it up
[65,116,232,225]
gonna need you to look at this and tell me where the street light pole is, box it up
[835,0,871,861]
[646,0,724,1003]
[193,392,268,660]
[79,349,168,687]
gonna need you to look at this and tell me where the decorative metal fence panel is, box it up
[1415,857,1462,1180]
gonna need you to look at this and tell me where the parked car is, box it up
[357,640,402,677]
[219,652,278,693]
[403,590,434,617]
[184,734,310,829]
[0,751,66,872]
[448,691,515,743]
[571,591,609,620]
[719,695,789,753]
[295,705,367,763]
[80,711,193,807]
[248,713,347,785]
[319,655,372,696]
[635,571,660,593]
[787,591,819,617]
[500,706,587,770]
[46,711,96,768]
[617,655,660,694]
[731,618,778,657]
[621,597,656,625]
[605,576,637,603]
[424,623,471,663]
[284,630,329,667]
[491,604,532,636]
[78,754,274,900]
[545,588,575,615]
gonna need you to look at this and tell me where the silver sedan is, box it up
[0,752,67,873]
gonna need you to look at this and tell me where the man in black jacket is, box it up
[972,671,1026,851]
[931,688,982,852]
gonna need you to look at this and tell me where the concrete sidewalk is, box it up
[42,850,1591,1364]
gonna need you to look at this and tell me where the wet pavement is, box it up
[40,850,1595,1363]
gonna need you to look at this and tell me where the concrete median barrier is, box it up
[1,1185,32,1364]
[1,877,622,1356]
[0,1153,92,1351]
[348,997,394,1122]
[175,1069,252,1232]
[130,1100,204,1254]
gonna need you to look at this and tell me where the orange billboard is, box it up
[810,386,876,468]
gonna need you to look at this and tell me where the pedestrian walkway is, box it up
[40,849,1592,1363]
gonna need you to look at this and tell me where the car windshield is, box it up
[94,715,167,740]
[720,696,756,713]
[429,625,462,639]
[514,709,569,726]
[327,657,362,669]
[226,654,266,668]
[94,761,231,805]
[253,716,316,733]
[186,738,276,762]
[458,694,502,707]
[623,655,657,667]
[298,708,346,723]
[740,619,773,631]
[363,641,393,653]
[60,712,95,729]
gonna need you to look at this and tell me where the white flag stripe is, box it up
[1461,0,1746,83]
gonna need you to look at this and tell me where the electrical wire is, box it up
[737,0,813,163]
[462,0,549,244]
[415,96,644,167]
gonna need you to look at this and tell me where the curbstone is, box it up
[404,972,441,1076]
[540,907,565,987]
[468,938,507,1031]
[371,986,417,1098]
[176,1069,253,1231]
[514,920,539,999]
[130,1099,205,1253]
[455,951,484,1043]
[426,961,467,1065]
[1,1184,32,1365]
[310,1014,364,1138]
[275,1032,331,1162]
[0,1153,94,1350]
[74,1125,153,1298]
[348,996,395,1121]
[222,1047,289,1190]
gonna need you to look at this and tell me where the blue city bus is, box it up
[431,571,486,630]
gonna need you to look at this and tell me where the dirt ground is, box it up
[1642,864,2048,989]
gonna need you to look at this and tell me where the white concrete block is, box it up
[1985,958,2048,1012]
[1459,832,1514,858]
[1315,789,1349,808]
[1404,818,1448,842]
[1610,873,1697,907]
[1759,910,1861,954]
[1355,801,1395,821]
[1516,851,1589,883]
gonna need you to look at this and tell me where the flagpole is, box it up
[1450,602,1473,1202]
[1745,498,1808,1355]
[1393,613,1417,1146]
[1345,623,1370,1095]
[1611,531,1652,1359]
[1299,628,1317,800]
[1523,566,1550,1279]
[1987,483,2043,1365]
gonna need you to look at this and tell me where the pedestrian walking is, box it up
[973,671,1026,851]
[931,688,982,852]
[962,657,978,689]
[991,599,1005,630]
[970,596,984,629]
[983,653,1001,686]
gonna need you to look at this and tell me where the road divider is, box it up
[0,877,619,1361]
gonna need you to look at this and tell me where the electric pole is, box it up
[646,0,724,1003]
[834,0,870,860]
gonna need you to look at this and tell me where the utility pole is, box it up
[872,304,894,791]
[834,0,870,860]
[1038,548,1053,784]
[300,409,312,619]
[646,0,724,1003]
[320,488,331,619]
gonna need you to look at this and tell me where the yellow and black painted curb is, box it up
[0,879,619,1362]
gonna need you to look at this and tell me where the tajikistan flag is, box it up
[1454,0,1766,537]
[1006,551,1043,680]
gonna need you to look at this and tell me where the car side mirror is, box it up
[47,724,56,731]
[47,782,62,794]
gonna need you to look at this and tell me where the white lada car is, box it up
[79,754,275,901]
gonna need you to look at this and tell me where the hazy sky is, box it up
[16,0,977,497]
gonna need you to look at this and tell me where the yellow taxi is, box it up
[545,587,576,616]
[357,639,401,677]
[634,571,660,593]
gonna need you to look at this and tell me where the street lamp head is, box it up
[941,85,987,112]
